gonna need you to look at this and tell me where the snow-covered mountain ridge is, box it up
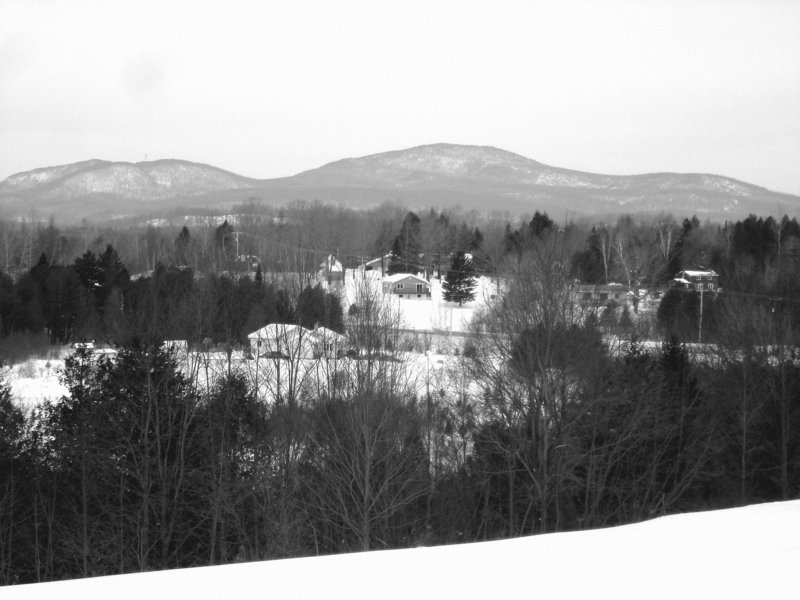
[1,159,257,200]
[2,144,798,222]
[300,144,761,196]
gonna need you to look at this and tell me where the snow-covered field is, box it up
[3,500,798,599]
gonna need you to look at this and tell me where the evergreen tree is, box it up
[175,226,191,266]
[296,284,345,332]
[323,291,345,333]
[529,210,557,238]
[215,219,234,249]
[571,227,607,284]
[387,212,422,274]
[296,284,326,329]
[443,251,477,306]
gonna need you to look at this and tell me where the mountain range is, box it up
[2,144,798,223]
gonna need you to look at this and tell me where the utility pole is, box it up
[698,287,704,344]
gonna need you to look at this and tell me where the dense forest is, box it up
[1,203,800,584]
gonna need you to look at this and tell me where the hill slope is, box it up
[2,144,798,222]
[4,500,799,599]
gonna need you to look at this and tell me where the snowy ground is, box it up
[3,350,462,410]
[2,359,67,413]
[4,500,798,599]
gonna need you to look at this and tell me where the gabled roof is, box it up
[680,269,718,277]
[247,323,307,339]
[383,273,428,284]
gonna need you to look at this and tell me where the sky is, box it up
[4,499,799,599]
[1,0,799,195]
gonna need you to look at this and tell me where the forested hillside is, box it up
[1,204,800,585]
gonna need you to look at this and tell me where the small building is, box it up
[673,269,719,292]
[382,273,431,299]
[573,283,630,307]
[319,254,345,284]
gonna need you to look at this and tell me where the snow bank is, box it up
[4,500,798,599]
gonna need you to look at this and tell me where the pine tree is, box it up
[618,304,634,334]
[443,251,477,306]
[387,212,421,275]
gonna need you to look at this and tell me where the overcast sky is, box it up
[2,0,799,194]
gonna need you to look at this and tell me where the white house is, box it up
[248,323,315,359]
[310,326,349,358]
[319,254,344,284]
[247,324,349,359]
[673,269,719,292]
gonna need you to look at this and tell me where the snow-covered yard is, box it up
[344,270,497,333]
[3,500,798,599]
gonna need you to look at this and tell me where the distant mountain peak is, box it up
[306,143,546,179]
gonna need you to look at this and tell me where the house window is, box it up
[709,283,715,291]
[395,283,404,289]
[416,283,423,293]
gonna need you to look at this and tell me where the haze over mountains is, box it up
[2,144,798,223]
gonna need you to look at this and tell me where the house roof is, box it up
[247,323,307,339]
[383,273,428,284]
[680,269,718,277]
[574,283,627,291]
[364,253,392,267]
